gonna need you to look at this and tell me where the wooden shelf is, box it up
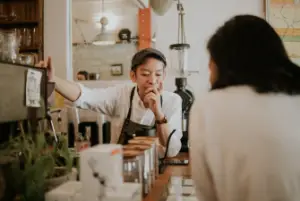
[0,0,35,2]
[0,0,43,59]
[72,41,137,46]
[19,47,39,53]
[0,20,38,28]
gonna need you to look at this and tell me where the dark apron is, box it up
[117,86,162,145]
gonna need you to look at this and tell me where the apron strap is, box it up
[125,86,136,120]
[126,86,163,121]
[118,86,164,144]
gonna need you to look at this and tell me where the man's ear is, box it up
[130,70,137,82]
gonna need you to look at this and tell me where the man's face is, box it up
[77,74,86,81]
[130,58,166,96]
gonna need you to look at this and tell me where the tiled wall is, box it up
[72,0,142,80]
[72,0,139,43]
[73,43,136,80]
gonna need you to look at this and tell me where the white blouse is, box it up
[190,86,300,201]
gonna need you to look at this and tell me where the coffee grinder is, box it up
[169,0,194,153]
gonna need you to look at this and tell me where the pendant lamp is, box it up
[150,0,173,16]
[92,0,116,45]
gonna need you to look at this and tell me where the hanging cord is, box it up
[177,0,186,44]
[74,18,88,44]
[158,129,176,173]
[100,0,106,32]
[162,129,176,159]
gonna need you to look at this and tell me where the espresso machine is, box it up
[0,62,48,136]
[169,0,195,153]
[0,61,49,201]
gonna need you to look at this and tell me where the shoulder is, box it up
[195,85,300,120]
[190,86,258,140]
[112,83,135,95]
[190,86,257,119]
[199,85,257,108]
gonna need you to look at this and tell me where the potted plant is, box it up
[44,133,76,191]
[0,133,55,201]
[0,132,76,201]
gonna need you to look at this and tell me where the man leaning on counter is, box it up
[36,48,183,157]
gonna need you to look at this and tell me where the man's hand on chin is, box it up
[143,83,164,118]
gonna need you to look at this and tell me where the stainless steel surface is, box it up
[67,107,109,144]
[124,144,152,197]
[47,108,63,142]
[47,108,68,134]
[0,62,47,122]
[129,139,156,185]
[133,136,159,178]
[49,119,58,142]
[123,150,143,184]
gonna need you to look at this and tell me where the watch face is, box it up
[156,116,167,124]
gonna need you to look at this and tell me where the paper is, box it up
[26,69,42,107]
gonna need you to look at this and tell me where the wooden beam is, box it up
[138,7,152,50]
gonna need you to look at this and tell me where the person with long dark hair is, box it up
[190,14,300,201]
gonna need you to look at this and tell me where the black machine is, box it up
[174,77,194,152]
[169,0,195,153]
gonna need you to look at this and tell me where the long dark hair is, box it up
[207,14,300,95]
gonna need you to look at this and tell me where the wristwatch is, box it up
[156,116,168,124]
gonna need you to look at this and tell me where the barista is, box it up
[36,48,182,157]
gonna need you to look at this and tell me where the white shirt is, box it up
[74,83,183,157]
[190,86,300,201]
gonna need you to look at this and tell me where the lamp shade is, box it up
[92,16,116,46]
[150,0,173,16]
[92,32,116,45]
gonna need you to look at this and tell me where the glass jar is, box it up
[169,43,190,77]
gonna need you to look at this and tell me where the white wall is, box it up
[72,0,139,80]
[44,0,72,80]
[155,0,264,96]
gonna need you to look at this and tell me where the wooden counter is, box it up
[143,153,191,201]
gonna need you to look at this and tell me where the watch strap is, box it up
[156,116,168,124]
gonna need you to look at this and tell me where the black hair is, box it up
[131,54,167,72]
[207,14,300,95]
[77,70,89,80]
